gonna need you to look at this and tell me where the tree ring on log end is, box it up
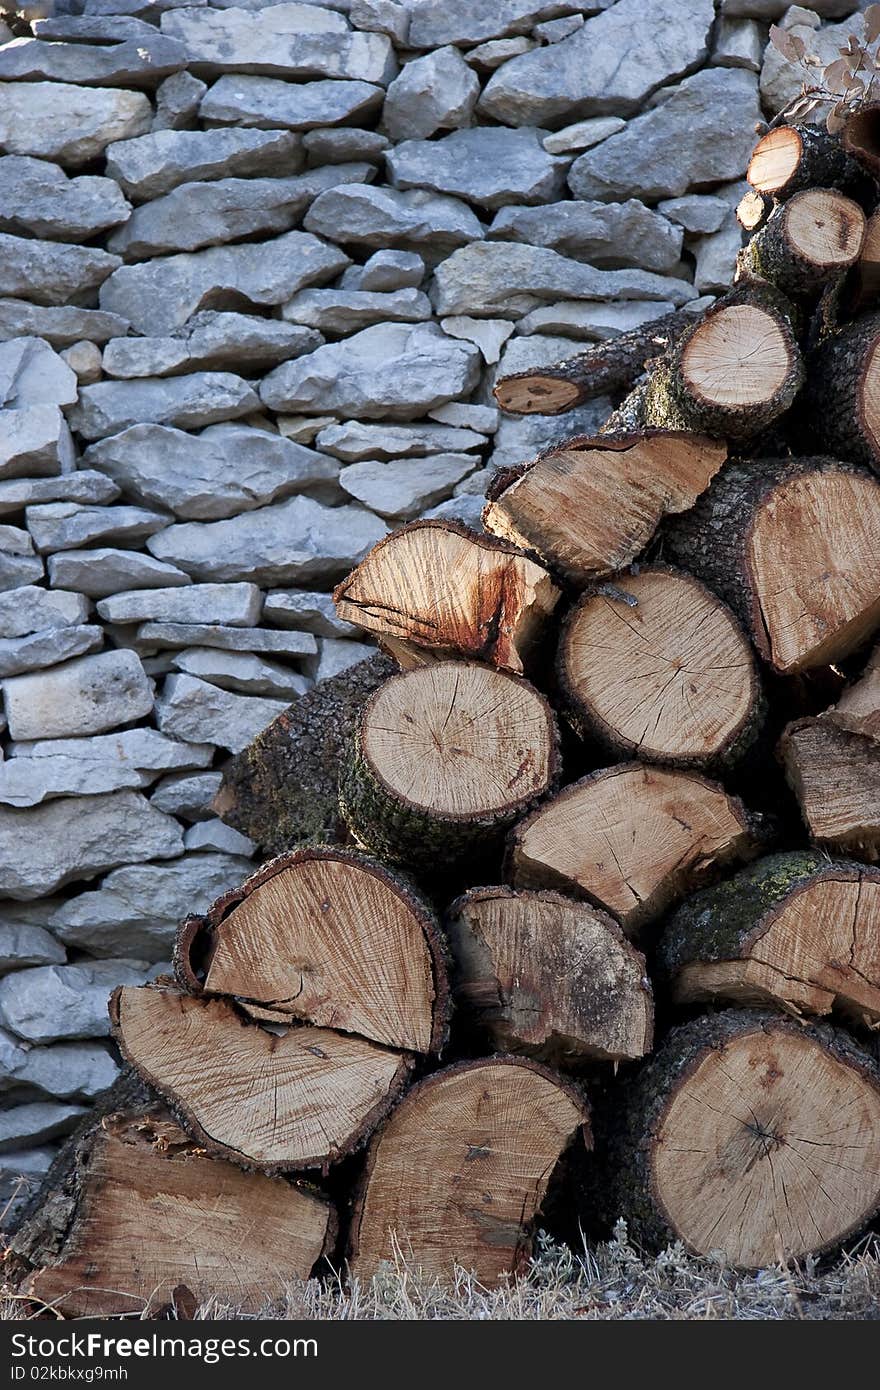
[747,126,802,193]
[783,188,865,273]
[680,305,789,408]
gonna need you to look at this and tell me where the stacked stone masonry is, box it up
[0,0,870,1207]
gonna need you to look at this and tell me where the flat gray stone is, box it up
[383,45,479,140]
[516,298,678,339]
[153,68,207,130]
[0,232,120,309]
[357,249,424,291]
[0,157,130,242]
[200,73,384,129]
[136,623,319,656]
[0,912,66,972]
[102,312,322,378]
[0,958,156,1041]
[487,398,615,475]
[0,471,120,516]
[62,341,103,386]
[0,524,32,555]
[0,1032,119,1100]
[303,182,483,254]
[148,493,388,584]
[0,299,130,348]
[0,553,43,591]
[184,818,255,855]
[713,16,763,71]
[429,401,499,432]
[48,549,191,597]
[96,582,262,626]
[0,35,187,86]
[387,127,568,209]
[0,407,76,481]
[172,647,311,699]
[99,229,350,334]
[260,321,482,418]
[465,37,538,71]
[281,286,431,332]
[440,315,514,364]
[305,635,375,683]
[0,81,152,165]
[316,418,484,460]
[11,727,213,771]
[407,0,583,47]
[50,855,252,962]
[479,0,714,125]
[0,1100,86,1150]
[488,199,683,271]
[658,194,729,234]
[339,453,475,518]
[542,116,627,155]
[2,649,154,741]
[691,182,745,295]
[156,673,289,753]
[302,126,389,164]
[0,338,78,411]
[262,588,359,636]
[83,422,340,520]
[0,748,147,806]
[105,125,303,200]
[568,68,762,201]
[26,502,169,553]
[150,769,223,820]
[0,624,103,679]
[69,372,260,440]
[350,0,409,42]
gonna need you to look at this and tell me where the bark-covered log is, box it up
[779,716,880,861]
[348,1058,588,1286]
[557,567,764,770]
[110,981,414,1172]
[333,520,560,675]
[748,123,870,199]
[663,456,880,674]
[737,188,772,233]
[842,101,880,179]
[828,641,880,741]
[595,1009,880,1268]
[850,209,880,312]
[742,188,865,296]
[214,653,395,856]
[492,310,696,415]
[507,762,757,935]
[660,850,880,1024]
[10,1102,335,1316]
[482,431,726,586]
[803,311,880,471]
[175,846,449,1054]
[445,887,653,1064]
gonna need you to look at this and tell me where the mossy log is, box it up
[595,1009,880,1269]
[660,850,880,1024]
[742,188,865,297]
[748,123,871,200]
[803,311,880,472]
[663,456,880,674]
[779,716,880,861]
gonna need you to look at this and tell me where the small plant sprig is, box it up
[771,5,880,132]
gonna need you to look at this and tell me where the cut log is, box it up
[445,887,653,1064]
[661,850,880,1024]
[507,762,757,935]
[842,101,880,179]
[349,1058,588,1286]
[643,292,803,439]
[803,311,880,472]
[482,431,727,586]
[742,188,865,296]
[599,1009,880,1268]
[213,653,395,856]
[175,846,449,1054]
[333,520,560,676]
[851,209,880,311]
[737,188,772,233]
[339,660,559,874]
[828,641,880,742]
[492,309,695,415]
[15,1106,335,1317]
[748,123,868,199]
[779,716,880,861]
[110,982,413,1172]
[663,456,880,674]
[557,567,763,769]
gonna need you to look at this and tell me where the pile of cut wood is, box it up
[10,115,880,1317]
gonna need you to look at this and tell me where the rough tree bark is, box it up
[742,188,865,297]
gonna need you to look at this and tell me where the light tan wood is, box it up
[509,763,754,933]
[496,374,582,414]
[483,434,726,585]
[350,1060,586,1286]
[747,126,801,192]
[829,642,880,742]
[861,335,880,456]
[27,1112,333,1317]
[681,305,789,407]
[561,569,756,764]
[783,188,865,269]
[747,469,880,673]
[653,1027,880,1268]
[780,718,880,860]
[333,521,560,675]
[737,189,770,232]
[111,984,412,1170]
[855,210,880,306]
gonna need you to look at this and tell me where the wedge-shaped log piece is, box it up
[482,432,726,586]
[445,887,653,1064]
[748,124,869,199]
[340,661,559,874]
[111,983,413,1171]
[804,312,880,472]
[661,851,880,1024]
[599,1010,880,1268]
[828,642,880,742]
[842,101,880,179]
[664,457,880,674]
[851,210,880,311]
[779,717,880,861]
[176,846,449,1054]
[558,567,762,769]
[507,762,756,935]
[333,520,559,675]
[18,1108,335,1316]
[349,1058,587,1287]
[743,188,865,297]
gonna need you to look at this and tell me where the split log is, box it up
[737,188,772,233]
[663,457,880,674]
[748,123,869,200]
[481,431,727,586]
[111,982,413,1172]
[348,1058,588,1286]
[557,567,763,769]
[828,641,880,741]
[661,851,880,1024]
[492,309,695,415]
[598,1009,880,1269]
[507,762,757,935]
[175,846,449,1054]
[333,520,560,675]
[13,1105,335,1317]
[339,660,559,874]
[444,887,653,1064]
[742,188,865,296]
[803,312,880,471]
[842,101,880,179]
[779,717,880,861]
[850,209,880,311]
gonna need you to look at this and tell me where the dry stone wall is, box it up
[0,0,868,1207]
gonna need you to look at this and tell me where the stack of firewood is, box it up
[10,113,880,1318]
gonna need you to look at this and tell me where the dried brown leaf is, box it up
[770,24,805,63]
